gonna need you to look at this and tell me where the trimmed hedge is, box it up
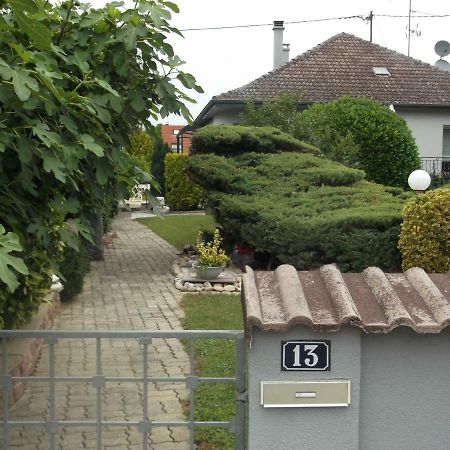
[187,125,410,272]
[164,153,204,210]
[190,125,319,156]
[398,188,450,272]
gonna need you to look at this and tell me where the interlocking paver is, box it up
[6,212,190,449]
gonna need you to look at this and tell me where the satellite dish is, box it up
[435,59,450,72]
[434,40,450,57]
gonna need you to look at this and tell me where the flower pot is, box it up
[193,264,225,280]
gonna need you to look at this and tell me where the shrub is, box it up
[240,91,303,134]
[127,129,153,172]
[398,188,450,272]
[164,153,204,210]
[190,125,319,156]
[59,240,90,301]
[186,126,410,272]
[151,126,170,195]
[294,97,420,187]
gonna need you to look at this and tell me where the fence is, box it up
[420,157,450,177]
[0,330,246,450]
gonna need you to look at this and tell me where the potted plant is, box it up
[194,229,229,279]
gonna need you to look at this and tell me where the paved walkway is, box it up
[6,213,190,449]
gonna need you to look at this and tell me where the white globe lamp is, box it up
[407,170,431,193]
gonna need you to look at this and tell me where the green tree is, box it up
[127,129,154,172]
[240,92,303,134]
[151,126,170,195]
[0,0,202,327]
[294,97,420,187]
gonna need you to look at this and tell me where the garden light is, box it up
[407,169,431,193]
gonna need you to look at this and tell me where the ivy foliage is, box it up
[187,125,410,272]
[0,0,201,327]
[398,189,450,272]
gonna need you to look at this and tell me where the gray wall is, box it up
[397,106,450,159]
[360,327,450,450]
[248,326,450,450]
[249,327,361,450]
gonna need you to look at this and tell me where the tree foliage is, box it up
[151,125,170,194]
[398,188,450,272]
[164,153,203,210]
[241,95,420,187]
[295,97,420,187]
[0,0,201,327]
[127,129,154,172]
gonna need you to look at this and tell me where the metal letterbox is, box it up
[260,380,351,408]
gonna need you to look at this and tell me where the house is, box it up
[192,29,450,174]
[161,124,191,153]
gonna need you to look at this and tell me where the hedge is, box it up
[186,125,410,272]
[190,125,319,156]
[398,188,450,272]
[164,153,204,210]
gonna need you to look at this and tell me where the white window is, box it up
[173,129,180,135]
[171,143,178,151]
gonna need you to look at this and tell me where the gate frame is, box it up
[0,330,247,450]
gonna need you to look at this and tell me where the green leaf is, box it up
[0,226,28,293]
[130,94,145,112]
[8,0,52,51]
[60,114,78,134]
[80,134,104,156]
[94,77,119,97]
[163,2,179,13]
[0,58,13,80]
[42,152,66,181]
[32,122,61,147]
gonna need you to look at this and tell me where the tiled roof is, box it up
[215,33,450,106]
[242,264,450,338]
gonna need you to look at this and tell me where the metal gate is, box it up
[0,330,246,450]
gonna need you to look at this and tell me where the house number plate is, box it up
[281,340,330,371]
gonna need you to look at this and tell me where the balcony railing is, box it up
[420,157,450,177]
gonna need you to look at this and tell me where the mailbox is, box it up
[242,264,450,450]
[261,380,350,408]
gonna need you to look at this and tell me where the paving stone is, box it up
[7,213,190,450]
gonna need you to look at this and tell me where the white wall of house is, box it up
[211,106,244,125]
[396,107,450,158]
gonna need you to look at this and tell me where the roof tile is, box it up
[242,264,450,338]
[215,33,450,106]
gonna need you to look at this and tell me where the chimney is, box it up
[273,20,285,69]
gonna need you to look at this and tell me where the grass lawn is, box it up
[138,214,217,250]
[181,293,243,450]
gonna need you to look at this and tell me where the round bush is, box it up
[398,188,450,272]
[295,97,421,187]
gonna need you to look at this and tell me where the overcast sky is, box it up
[92,0,450,124]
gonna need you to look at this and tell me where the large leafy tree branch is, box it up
[0,0,202,327]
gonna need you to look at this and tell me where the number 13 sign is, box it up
[281,340,330,371]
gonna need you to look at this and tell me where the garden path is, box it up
[6,212,190,449]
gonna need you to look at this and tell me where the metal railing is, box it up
[420,157,450,177]
[0,330,247,450]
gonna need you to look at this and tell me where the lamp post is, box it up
[408,169,431,194]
